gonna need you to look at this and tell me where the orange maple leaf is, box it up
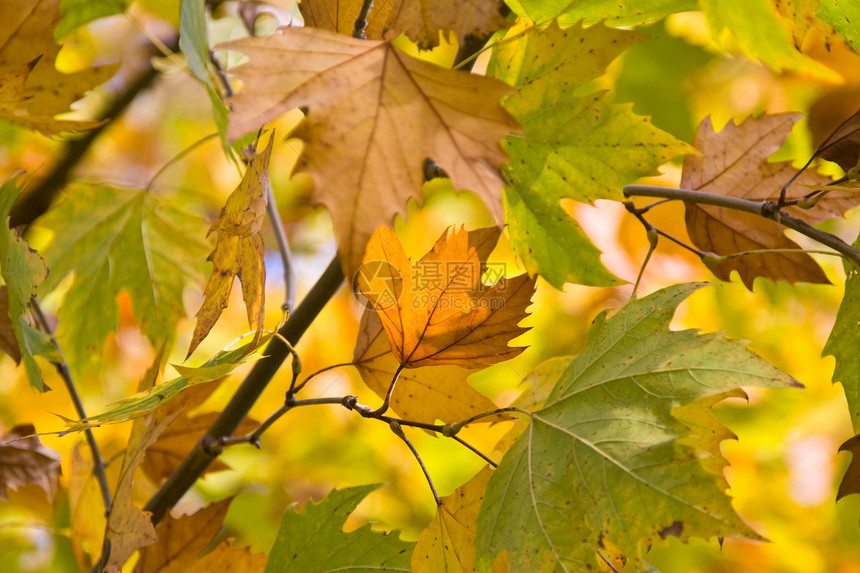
[356,226,535,369]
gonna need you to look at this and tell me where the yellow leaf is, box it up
[0,0,116,134]
[353,310,504,426]
[222,28,518,273]
[188,133,274,357]
[69,445,106,571]
[356,226,535,368]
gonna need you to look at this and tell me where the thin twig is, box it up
[388,420,441,505]
[623,184,860,269]
[352,0,374,39]
[597,548,621,573]
[30,298,112,513]
[266,181,296,313]
[372,363,405,416]
[290,362,352,395]
[451,435,497,467]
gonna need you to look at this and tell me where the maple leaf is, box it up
[808,0,860,53]
[681,113,860,289]
[474,283,799,572]
[490,21,692,289]
[353,310,502,426]
[0,0,116,134]
[265,485,414,572]
[412,466,494,573]
[356,226,535,368]
[222,27,518,274]
[134,498,267,573]
[505,0,697,27]
[0,424,61,503]
[188,133,274,357]
[0,174,49,390]
[299,0,507,48]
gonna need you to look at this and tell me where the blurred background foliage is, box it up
[2,1,860,572]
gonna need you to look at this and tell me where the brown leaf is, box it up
[134,498,267,573]
[838,434,860,500]
[300,0,507,48]
[808,107,860,172]
[0,0,116,134]
[0,424,60,502]
[681,113,858,289]
[353,310,503,426]
[0,286,21,363]
[412,466,493,573]
[357,226,535,368]
[188,133,274,357]
[223,28,518,273]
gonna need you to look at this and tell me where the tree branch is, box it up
[622,184,860,269]
[143,255,345,526]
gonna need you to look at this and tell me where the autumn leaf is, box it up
[134,498,267,573]
[36,184,209,372]
[815,0,860,53]
[0,424,61,503]
[824,245,860,432]
[804,108,860,173]
[353,310,502,426]
[0,0,116,134]
[299,0,507,48]
[504,0,697,27]
[475,283,799,572]
[69,445,107,571]
[188,133,274,357]
[490,21,692,289]
[681,113,859,289]
[356,226,535,368]
[222,27,519,273]
[412,466,493,573]
[0,174,49,390]
[265,485,414,573]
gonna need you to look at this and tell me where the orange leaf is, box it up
[681,113,859,288]
[353,310,504,426]
[133,499,267,573]
[222,28,518,273]
[356,226,534,368]
[188,133,274,357]
[300,0,507,48]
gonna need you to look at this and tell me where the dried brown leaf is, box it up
[357,226,535,368]
[223,28,518,273]
[0,424,60,502]
[353,310,503,426]
[0,0,115,134]
[839,434,860,500]
[809,107,860,172]
[188,133,273,357]
[300,0,507,48]
[681,113,858,289]
[0,287,21,363]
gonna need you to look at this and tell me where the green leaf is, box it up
[36,186,208,371]
[700,0,834,77]
[823,257,860,431]
[55,0,131,40]
[265,485,414,573]
[491,21,691,289]
[475,283,799,572]
[0,174,49,390]
[818,0,860,52]
[505,0,697,27]
[180,0,210,85]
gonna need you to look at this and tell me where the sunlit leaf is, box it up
[357,226,535,368]
[475,283,799,572]
[223,27,519,273]
[265,485,414,573]
[188,133,273,357]
[504,0,697,27]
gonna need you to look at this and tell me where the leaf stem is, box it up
[30,298,112,514]
[290,362,352,395]
[144,133,218,192]
[372,362,405,416]
[266,180,296,313]
[623,184,860,269]
[144,255,345,526]
[388,420,441,505]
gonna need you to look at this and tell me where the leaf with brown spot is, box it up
[0,424,60,503]
[356,226,535,368]
[222,28,518,274]
[0,0,116,134]
[133,498,267,573]
[300,0,507,48]
[412,466,493,573]
[353,310,503,426]
[681,113,859,289]
[188,133,274,358]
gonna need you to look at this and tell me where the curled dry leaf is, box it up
[222,28,518,273]
[0,0,116,134]
[300,0,507,48]
[356,226,535,368]
[0,424,60,503]
[188,133,274,357]
[681,113,860,289]
[807,107,860,172]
